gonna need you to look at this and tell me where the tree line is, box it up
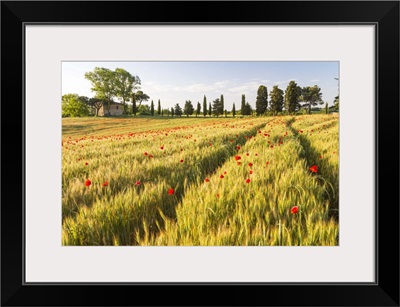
[62,66,336,118]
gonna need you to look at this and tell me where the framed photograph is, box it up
[1,1,399,306]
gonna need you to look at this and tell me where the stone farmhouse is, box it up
[98,102,124,116]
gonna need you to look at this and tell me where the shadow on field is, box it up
[288,119,339,222]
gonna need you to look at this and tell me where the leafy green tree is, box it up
[208,102,212,116]
[171,107,175,117]
[284,81,302,114]
[301,85,323,114]
[241,94,246,115]
[269,85,284,114]
[196,102,201,117]
[113,68,140,114]
[138,104,151,115]
[220,94,224,114]
[203,95,207,117]
[224,109,228,118]
[84,67,115,115]
[212,98,223,116]
[132,93,137,116]
[334,95,339,111]
[150,100,154,116]
[232,103,236,118]
[87,97,103,116]
[325,102,329,114]
[255,85,268,115]
[183,100,194,117]
[135,90,150,108]
[157,99,161,115]
[242,102,253,115]
[62,94,90,117]
[174,103,183,117]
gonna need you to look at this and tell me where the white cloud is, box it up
[227,81,260,93]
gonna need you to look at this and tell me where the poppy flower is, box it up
[149,154,154,158]
[248,163,253,167]
[160,146,164,150]
[204,178,210,182]
[224,171,227,174]
[85,179,91,187]
[245,178,251,183]
[249,170,253,174]
[85,162,89,166]
[168,188,175,195]
[246,153,249,156]
[216,194,220,198]
[102,181,109,187]
[237,162,241,165]
[220,174,224,179]
[144,152,148,156]
[291,206,299,214]
[309,165,318,173]
[135,181,141,186]
[234,155,241,161]
[236,145,241,150]
[180,159,184,163]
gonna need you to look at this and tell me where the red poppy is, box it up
[270,145,274,148]
[248,163,253,167]
[320,155,323,159]
[236,145,241,150]
[144,152,148,156]
[245,178,251,183]
[224,171,227,174]
[291,206,299,214]
[102,181,109,187]
[135,181,141,186]
[309,165,318,173]
[180,159,184,163]
[246,153,249,156]
[249,170,253,174]
[234,155,241,161]
[160,146,164,150]
[85,162,89,166]
[85,179,91,187]
[237,162,241,165]
[168,188,175,195]
[216,194,220,198]
[204,178,210,182]
[220,174,224,179]
[149,154,154,158]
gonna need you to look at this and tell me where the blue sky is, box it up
[62,61,339,110]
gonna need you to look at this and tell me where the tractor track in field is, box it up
[287,117,339,222]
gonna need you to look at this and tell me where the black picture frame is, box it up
[1,1,399,306]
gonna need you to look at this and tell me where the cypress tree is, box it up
[203,95,207,117]
[150,100,154,116]
[157,99,161,115]
[255,85,268,115]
